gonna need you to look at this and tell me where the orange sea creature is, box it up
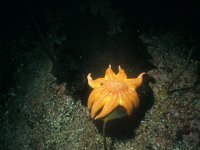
[87,65,145,120]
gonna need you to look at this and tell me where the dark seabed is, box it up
[0,0,200,149]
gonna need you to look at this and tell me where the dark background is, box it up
[0,0,200,99]
[1,0,200,38]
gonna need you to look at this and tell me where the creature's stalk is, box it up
[102,107,127,150]
[103,119,108,150]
